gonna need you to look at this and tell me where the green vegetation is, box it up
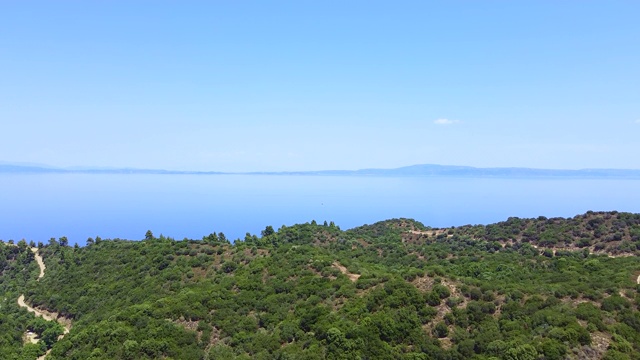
[2,211,640,359]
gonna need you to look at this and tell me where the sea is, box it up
[1,174,639,246]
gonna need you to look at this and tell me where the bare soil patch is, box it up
[23,331,39,345]
[332,262,360,282]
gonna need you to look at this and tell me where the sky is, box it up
[1,1,639,172]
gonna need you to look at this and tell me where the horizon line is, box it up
[2,162,640,174]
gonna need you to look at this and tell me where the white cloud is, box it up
[635,119,640,124]
[433,118,460,125]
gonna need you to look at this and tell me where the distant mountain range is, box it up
[2,162,640,178]
[0,163,223,175]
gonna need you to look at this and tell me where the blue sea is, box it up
[1,174,639,246]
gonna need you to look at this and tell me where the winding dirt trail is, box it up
[16,247,71,359]
[32,247,45,280]
[18,294,66,327]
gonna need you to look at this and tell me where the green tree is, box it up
[261,226,275,237]
[505,344,538,360]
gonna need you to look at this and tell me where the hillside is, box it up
[2,211,640,359]
[402,211,640,256]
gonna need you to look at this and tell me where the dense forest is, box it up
[2,211,640,359]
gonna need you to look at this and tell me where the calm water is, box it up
[1,174,639,246]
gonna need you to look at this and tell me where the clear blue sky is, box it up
[2,1,639,171]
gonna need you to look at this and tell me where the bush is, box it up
[433,322,449,338]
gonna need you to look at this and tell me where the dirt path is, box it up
[332,262,361,282]
[14,247,71,359]
[31,247,46,279]
[18,294,60,323]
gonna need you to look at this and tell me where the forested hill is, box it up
[2,211,640,360]
[399,211,640,257]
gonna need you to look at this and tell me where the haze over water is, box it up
[3,3,639,243]
[2,174,639,246]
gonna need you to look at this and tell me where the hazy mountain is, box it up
[3,162,640,178]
